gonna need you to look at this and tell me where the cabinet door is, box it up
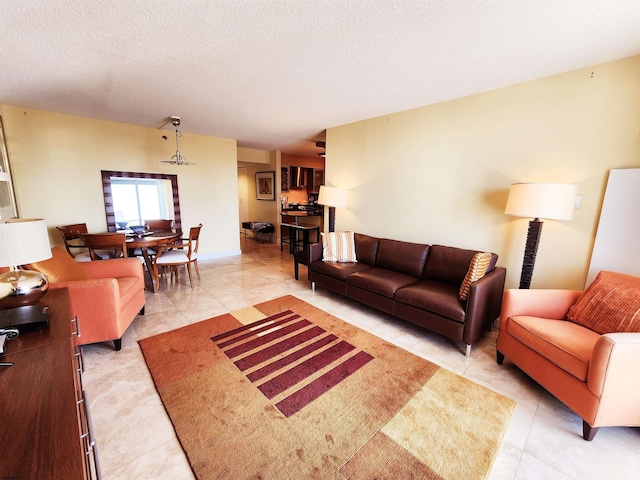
[311,169,324,194]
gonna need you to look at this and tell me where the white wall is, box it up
[327,55,640,290]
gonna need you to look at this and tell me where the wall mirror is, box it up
[0,116,18,219]
[101,170,182,233]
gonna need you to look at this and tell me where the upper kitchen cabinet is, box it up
[309,169,324,194]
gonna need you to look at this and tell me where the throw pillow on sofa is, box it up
[459,252,492,301]
[567,270,640,334]
[322,231,357,263]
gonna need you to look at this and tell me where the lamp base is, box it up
[0,304,50,334]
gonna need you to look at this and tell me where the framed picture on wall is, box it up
[256,171,276,201]
[281,166,289,192]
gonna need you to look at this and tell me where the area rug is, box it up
[139,295,514,480]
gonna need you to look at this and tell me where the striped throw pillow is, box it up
[459,252,492,301]
[322,231,357,263]
[567,270,640,334]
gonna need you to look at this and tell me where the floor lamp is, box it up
[505,183,577,289]
[318,186,347,233]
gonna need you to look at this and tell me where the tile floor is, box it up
[82,238,640,479]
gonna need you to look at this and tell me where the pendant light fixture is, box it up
[161,116,196,165]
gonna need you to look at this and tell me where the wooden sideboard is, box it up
[0,288,101,479]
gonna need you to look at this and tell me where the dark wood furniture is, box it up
[280,223,320,254]
[125,232,180,292]
[0,289,101,479]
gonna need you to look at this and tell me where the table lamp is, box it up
[505,183,577,289]
[0,219,53,330]
[318,186,347,233]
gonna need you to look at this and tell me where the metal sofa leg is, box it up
[311,281,316,291]
[465,344,471,357]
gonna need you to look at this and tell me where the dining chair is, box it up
[56,223,118,262]
[83,233,129,261]
[145,219,174,233]
[153,224,202,288]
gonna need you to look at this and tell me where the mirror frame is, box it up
[101,170,182,233]
[0,115,18,219]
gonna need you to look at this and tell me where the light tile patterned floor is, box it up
[82,238,640,479]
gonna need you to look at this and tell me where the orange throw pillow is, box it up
[27,246,94,283]
[459,252,492,301]
[567,270,640,334]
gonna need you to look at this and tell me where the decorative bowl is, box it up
[116,221,129,230]
[130,225,146,236]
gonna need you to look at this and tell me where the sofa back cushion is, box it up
[375,239,430,278]
[354,233,379,266]
[567,270,640,334]
[27,246,94,283]
[423,245,497,285]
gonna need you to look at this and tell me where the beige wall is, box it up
[1,106,241,259]
[327,55,640,290]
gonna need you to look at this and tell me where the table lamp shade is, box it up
[0,219,52,267]
[318,186,347,208]
[505,183,577,221]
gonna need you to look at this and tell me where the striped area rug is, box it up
[139,295,514,480]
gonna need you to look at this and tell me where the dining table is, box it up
[124,231,181,292]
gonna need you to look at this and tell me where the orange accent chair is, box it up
[28,246,146,350]
[496,274,640,440]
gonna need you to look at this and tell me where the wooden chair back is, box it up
[83,233,128,261]
[56,223,89,257]
[145,219,173,232]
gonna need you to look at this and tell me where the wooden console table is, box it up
[0,289,101,479]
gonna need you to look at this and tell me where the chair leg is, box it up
[583,421,599,441]
[113,338,122,351]
[139,306,145,316]
[186,263,194,288]
[496,350,505,365]
[294,260,299,280]
[193,260,200,280]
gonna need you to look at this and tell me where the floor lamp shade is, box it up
[505,183,577,289]
[318,186,347,233]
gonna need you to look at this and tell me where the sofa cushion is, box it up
[346,268,419,298]
[310,260,373,281]
[507,316,601,382]
[354,233,379,266]
[567,270,640,334]
[423,245,497,285]
[322,231,357,262]
[459,252,493,301]
[27,246,94,283]
[375,239,429,278]
[395,280,466,323]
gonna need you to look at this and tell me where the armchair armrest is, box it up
[588,332,640,398]
[49,278,121,323]
[499,289,583,330]
[80,258,144,281]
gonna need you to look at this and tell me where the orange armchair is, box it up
[496,285,640,440]
[28,246,146,350]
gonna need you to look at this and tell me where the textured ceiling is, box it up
[1,0,639,157]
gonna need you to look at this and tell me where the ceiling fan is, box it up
[161,116,197,165]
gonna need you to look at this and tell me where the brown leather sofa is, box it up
[307,233,506,356]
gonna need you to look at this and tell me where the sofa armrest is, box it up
[309,242,323,263]
[80,258,144,281]
[463,267,506,344]
[588,332,640,398]
[499,289,583,331]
